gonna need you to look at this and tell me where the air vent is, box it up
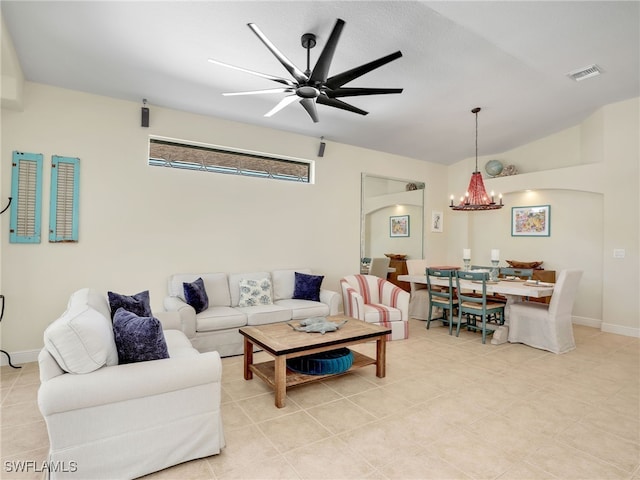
[567,64,602,81]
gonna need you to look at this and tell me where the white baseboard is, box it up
[572,316,640,338]
[0,349,40,367]
[572,315,601,329]
[601,322,640,338]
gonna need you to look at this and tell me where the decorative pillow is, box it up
[107,290,152,319]
[506,260,543,269]
[238,278,273,307]
[292,272,324,302]
[112,308,169,364]
[44,304,117,374]
[183,277,209,314]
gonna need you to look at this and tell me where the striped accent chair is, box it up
[340,274,410,341]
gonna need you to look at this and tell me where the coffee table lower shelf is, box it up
[249,350,374,389]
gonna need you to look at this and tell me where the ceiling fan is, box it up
[208,18,403,123]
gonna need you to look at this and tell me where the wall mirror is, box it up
[361,173,424,266]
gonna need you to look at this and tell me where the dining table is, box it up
[397,272,555,344]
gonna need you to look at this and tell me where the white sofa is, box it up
[37,288,225,480]
[164,268,341,357]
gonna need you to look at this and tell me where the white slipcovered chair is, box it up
[406,259,429,320]
[368,257,391,278]
[340,274,410,340]
[507,269,583,354]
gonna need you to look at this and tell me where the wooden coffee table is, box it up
[239,315,391,408]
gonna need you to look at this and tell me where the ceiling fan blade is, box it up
[264,95,299,118]
[325,51,403,89]
[309,18,345,83]
[208,59,296,87]
[248,23,308,84]
[317,95,368,116]
[299,98,319,123]
[223,88,294,96]
[326,87,403,98]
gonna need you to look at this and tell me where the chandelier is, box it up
[450,107,503,211]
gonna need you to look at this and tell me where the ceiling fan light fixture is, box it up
[210,18,403,122]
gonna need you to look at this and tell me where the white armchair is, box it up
[340,274,410,340]
[507,269,583,353]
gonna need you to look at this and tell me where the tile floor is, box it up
[1,320,639,480]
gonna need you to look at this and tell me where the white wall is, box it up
[448,97,639,335]
[1,83,638,361]
[0,82,444,357]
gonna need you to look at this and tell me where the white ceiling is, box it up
[2,1,638,165]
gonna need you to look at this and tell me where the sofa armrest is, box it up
[342,288,365,320]
[320,289,341,315]
[164,296,196,338]
[38,351,221,416]
[38,348,64,382]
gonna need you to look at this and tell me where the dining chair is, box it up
[426,268,459,334]
[406,259,429,320]
[507,269,582,353]
[360,257,372,274]
[368,257,391,279]
[467,265,506,306]
[499,267,534,279]
[455,270,505,344]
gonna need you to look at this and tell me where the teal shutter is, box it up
[10,151,43,243]
[49,156,80,242]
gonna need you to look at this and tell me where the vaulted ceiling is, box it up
[2,1,638,164]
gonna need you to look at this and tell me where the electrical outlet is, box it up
[613,249,625,258]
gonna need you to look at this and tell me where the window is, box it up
[49,155,80,242]
[148,138,311,183]
[10,151,43,243]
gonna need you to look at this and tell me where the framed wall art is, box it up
[431,211,443,233]
[512,205,551,237]
[390,215,410,237]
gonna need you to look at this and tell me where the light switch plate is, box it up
[613,249,625,258]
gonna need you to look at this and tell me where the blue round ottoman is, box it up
[286,348,354,375]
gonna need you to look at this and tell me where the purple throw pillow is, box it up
[183,277,209,314]
[292,272,324,302]
[107,290,152,320]
[112,308,169,364]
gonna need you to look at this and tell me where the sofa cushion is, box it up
[272,268,312,300]
[183,277,209,314]
[363,304,403,323]
[196,306,247,332]
[293,272,324,302]
[44,304,118,374]
[238,278,273,307]
[169,273,231,307]
[274,299,330,320]
[107,290,152,319]
[113,308,170,364]
[237,304,292,326]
